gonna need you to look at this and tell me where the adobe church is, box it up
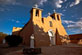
[12,5,70,47]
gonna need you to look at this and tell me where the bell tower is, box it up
[30,4,43,22]
[50,11,62,23]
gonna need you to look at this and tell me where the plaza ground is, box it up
[0,43,82,55]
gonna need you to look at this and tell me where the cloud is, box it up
[0,8,5,11]
[64,2,70,9]
[64,0,67,2]
[63,17,82,30]
[0,0,48,9]
[0,0,22,11]
[11,19,20,23]
[58,13,64,16]
[63,9,66,11]
[0,7,10,11]
[55,0,63,8]
[75,0,80,5]
[80,17,82,19]
[39,0,67,8]
[53,0,67,8]
[67,25,75,28]
[0,0,41,12]
[62,20,75,24]
[39,0,47,5]
[71,16,74,17]
[0,0,16,5]
[0,0,23,6]
[0,0,67,10]
[70,0,81,7]
[16,20,20,23]
[76,20,82,27]
[70,29,82,33]
[66,20,82,30]
[64,19,82,33]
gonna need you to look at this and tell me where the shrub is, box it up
[5,35,23,47]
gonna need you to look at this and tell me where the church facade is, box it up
[12,6,70,47]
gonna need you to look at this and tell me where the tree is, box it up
[0,32,8,37]
[5,35,23,47]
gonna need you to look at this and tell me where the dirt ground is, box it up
[0,43,82,55]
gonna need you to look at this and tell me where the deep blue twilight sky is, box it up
[0,0,82,35]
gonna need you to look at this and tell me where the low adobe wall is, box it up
[69,34,82,44]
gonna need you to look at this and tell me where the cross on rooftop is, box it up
[53,9,55,12]
[34,4,38,8]
[48,13,51,16]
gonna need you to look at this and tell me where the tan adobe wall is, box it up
[19,19,33,46]
[12,8,70,47]
[32,8,67,36]
[12,27,22,35]
[69,34,82,44]
[31,8,70,47]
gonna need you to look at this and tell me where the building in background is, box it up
[69,34,82,44]
[0,32,8,44]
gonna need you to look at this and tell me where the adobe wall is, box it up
[19,19,33,46]
[31,8,70,47]
[12,27,22,35]
[69,34,82,44]
[12,8,70,47]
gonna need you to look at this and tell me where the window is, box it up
[42,18,44,23]
[49,21,53,27]
[57,15,60,20]
[36,10,39,16]
[51,16,55,20]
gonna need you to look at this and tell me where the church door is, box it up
[48,30,56,45]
